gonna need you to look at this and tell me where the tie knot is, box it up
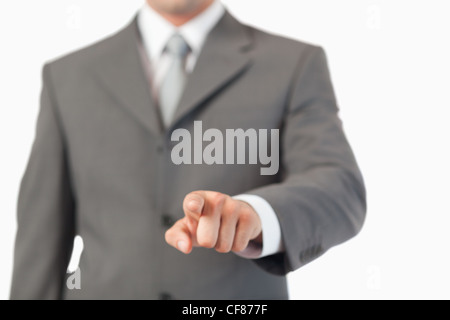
[165,34,190,57]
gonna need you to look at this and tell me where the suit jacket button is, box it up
[162,214,175,228]
[159,292,172,300]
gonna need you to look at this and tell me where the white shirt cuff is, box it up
[232,194,284,259]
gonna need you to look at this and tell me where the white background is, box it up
[1,0,449,300]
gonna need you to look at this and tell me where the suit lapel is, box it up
[94,17,163,135]
[93,12,254,135]
[170,12,254,129]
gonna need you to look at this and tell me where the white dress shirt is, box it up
[137,1,284,258]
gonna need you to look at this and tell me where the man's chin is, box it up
[149,0,209,16]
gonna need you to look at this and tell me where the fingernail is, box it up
[177,241,189,253]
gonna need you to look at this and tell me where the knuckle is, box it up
[223,208,237,222]
[198,237,215,249]
[239,210,252,224]
[239,204,257,224]
[215,242,232,253]
[227,200,240,217]
[232,240,247,253]
[211,193,227,208]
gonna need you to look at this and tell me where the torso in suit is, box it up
[11,10,366,299]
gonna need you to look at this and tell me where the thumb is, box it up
[183,191,206,227]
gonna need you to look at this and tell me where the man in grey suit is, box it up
[11,0,366,299]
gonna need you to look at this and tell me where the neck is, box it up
[148,0,214,27]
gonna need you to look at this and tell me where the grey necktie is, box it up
[159,34,190,127]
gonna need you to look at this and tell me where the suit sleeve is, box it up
[248,47,367,275]
[10,64,76,299]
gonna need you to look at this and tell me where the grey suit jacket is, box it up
[11,11,366,300]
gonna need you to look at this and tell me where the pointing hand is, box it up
[165,191,262,254]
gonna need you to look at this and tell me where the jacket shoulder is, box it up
[246,25,322,57]
[45,19,136,73]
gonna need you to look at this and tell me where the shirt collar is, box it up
[138,0,225,63]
